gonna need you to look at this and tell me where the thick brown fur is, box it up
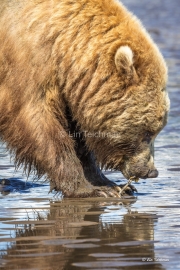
[0,0,169,197]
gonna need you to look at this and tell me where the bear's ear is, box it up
[115,45,134,75]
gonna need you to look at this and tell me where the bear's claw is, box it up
[91,184,137,198]
[119,183,137,196]
[94,186,121,198]
[66,182,137,198]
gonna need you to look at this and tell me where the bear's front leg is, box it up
[69,130,136,197]
[76,149,137,197]
[36,121,122,198]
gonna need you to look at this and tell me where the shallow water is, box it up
[0,0,180,269]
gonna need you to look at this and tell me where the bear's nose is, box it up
[148,169,159,178]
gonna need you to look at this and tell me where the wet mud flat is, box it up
[0,194,180,270]
[0,0,180,269]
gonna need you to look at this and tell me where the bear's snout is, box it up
[141,169,159,179]
[121,151,159,180]
[147,169,159,178]
[129,168,159,180]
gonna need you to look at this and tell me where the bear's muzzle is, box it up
[147,169,159,178]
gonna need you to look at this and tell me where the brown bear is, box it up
[0,0,170,197]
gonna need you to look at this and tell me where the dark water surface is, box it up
[0,0,180,269]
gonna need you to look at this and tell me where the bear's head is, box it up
[112,45,169,180]
[80,44,170,181]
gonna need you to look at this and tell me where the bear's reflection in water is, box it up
[1,199,164,270]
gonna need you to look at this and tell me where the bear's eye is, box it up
[143,132,153,144]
